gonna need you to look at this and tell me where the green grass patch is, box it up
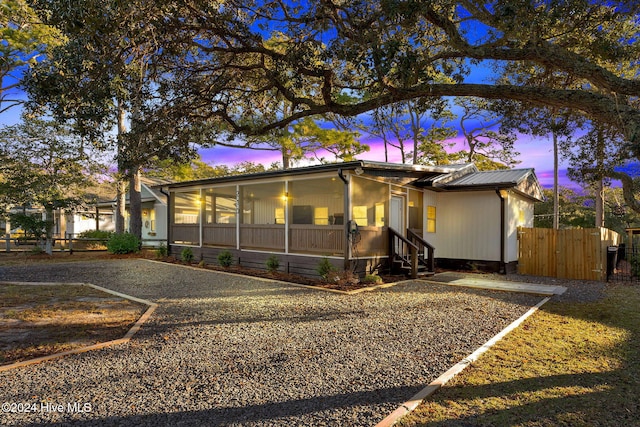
[400,285,640,426]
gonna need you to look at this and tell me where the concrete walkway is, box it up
[425,272,567,296]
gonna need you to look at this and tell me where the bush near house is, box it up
[316,257,337,279]
[181,247,194,263]
[266,254,280,273]
[217,250,233,267]
[106,233,140,254]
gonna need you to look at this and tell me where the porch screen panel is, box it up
[171,191,200,245]
[203,186,237,247]
[351,177,388,257]
[240,182,285,251]
[288,177,345,255]
[351,177,388,228]
[409,189,424,232]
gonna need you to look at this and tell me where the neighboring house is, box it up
[166,161,543,277]
[95,177,169,246]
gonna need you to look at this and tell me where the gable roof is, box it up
[437,168,544,201]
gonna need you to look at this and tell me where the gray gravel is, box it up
[1,260,545,426]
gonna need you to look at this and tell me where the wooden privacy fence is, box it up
[518,227,622,281]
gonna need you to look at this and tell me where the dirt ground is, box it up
[0,279,147,366]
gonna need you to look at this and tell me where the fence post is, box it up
[68,232,73,254]
[5,233,9,253]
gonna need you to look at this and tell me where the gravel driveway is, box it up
[0,259,544,426]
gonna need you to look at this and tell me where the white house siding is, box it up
[506,192,534,263]
[436,191,501,261]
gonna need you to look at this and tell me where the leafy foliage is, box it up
[180,247,194,263]
[362,274,383,285]
[0,0,63,113]
[217,250,233,267]
[316,257,337,279]
[155,244,168,258]
[77,230,113,242]
[8,213,48,240]
[106,233,140,254]
[265,254,280,273]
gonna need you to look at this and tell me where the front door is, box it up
[390,195,405,254]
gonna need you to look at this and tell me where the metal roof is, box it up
[444,169,535,187]
[166,161,475,189]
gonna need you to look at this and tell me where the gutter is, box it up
[495,188,506,274]
[159,186,171,251]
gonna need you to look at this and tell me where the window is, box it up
[240,182,285,224]
[288,178,344,226]
[314,207,329,225]
[204,187,237,224]
[427,205,436,233]
[408,190,423,230]
[375,203,385,227]
[353,206,368,226]
[173,192,200,224]
[351,176,388,227]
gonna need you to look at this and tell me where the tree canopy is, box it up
[22,1,640,210]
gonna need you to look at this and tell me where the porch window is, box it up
[288,177,345,256]
[408,190,423,231]
[173,192,200,224]
[427,205,436,233]
[288,178,344,225]
[240,182,285,225]
[204,187,237,224]
[352,177,388,228]
[239,182,286,251]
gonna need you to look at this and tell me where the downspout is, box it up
[338,169,349,270]
[160,186,171,254]
[495,188,506,274]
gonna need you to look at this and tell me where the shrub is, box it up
[217,250,233,267]
[106,233,140,254]
[181,247,194,263]
[316,257,337,279]
[362,273,383,284]
[155,244,168,258]
[77,229,113,242]
[266,254,280,273]
[30,246,45,255]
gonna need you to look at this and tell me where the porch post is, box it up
[284,181,289,254]
[235,185,240,250]
[338,169,350,270]
[199,189,203,248]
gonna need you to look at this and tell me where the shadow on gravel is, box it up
[34,384,425,426]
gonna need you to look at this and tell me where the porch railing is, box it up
[388,227,419,278]
[388,227,435,278]
[407,228,435,273]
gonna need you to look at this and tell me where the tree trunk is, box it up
[115,101,127,233]
[595,128,605,228]
[115,179,126,233]
[129,167,143,243]
[553,129,559,230]
[44,205,54,255]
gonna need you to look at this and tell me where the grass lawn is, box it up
[399,284,640,426]
[0,283,147,365]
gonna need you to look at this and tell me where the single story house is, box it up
[166,161,543,277]
[95,177,169,246]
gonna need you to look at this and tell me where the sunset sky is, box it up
[3,72,565,190]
